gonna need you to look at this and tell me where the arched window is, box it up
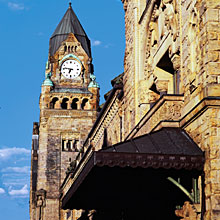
[81,98,89,110]
[66,140,71,151]
[71,98,79,109]
[71,46,74,52]
[64,45,67,52]
[73,139,79,151]
[68,46,70,52]
[61,98,69,109]
[50,97,59,109]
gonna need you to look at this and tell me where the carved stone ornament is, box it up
[188,6,199,75]
[144,0,179,78]
[66,160,77,175]
[175,201,200,220]
[40,117,48,128]
[150,101,183,129]
[35,189,46,220]
[33,122,39,135]
[35,189,46,207]
[121,0,128,11]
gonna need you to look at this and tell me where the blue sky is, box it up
[0,0,125,219]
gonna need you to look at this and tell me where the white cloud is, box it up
[1,171,30,188]
[1,166,30,174]
[92,40,102,46]
[37,32,44,36]
[0,147,30,160]
[104,43,114,49]
[8,2,25,11]
[0,188,5,194]
[8,184,28,196]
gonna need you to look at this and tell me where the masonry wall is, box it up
[121,0,220,219]
[184,107,220,219]
[87,89,123,151]
[30,107,97,220]
[181,1,220,219]
[123,0,138,138]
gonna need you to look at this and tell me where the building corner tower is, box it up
[29,3,100,220]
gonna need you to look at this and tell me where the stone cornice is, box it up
[180,97,220,128]
[125,94,184,140]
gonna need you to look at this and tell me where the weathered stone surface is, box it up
[32,0,220,219]
[30,8,99,220]
[175,201,200,220]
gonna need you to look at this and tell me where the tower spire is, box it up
[69,1,72,8]
[49,2,91,57]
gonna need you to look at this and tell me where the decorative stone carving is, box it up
[144,0,179,86]
[163,0,178,41]
[157,6,167,42]
[93,98,120,149]
[151,0,178,47]
[88,74,100,88]
[171,54,180,70]
[149,21,158,48]
[121,0,128,11]
[33,122,39,135]
[155,79,169,94]
[40,117,48,128]
[175,201,200,220]
[147,90,160,104]
[66,160,77,175]
[149,100,184,130]
[188,7,199,75]
[36,189,46,220]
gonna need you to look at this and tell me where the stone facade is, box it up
[31,0,220,219]
[29,5,99,220]
[62,0,220,219]
[121,0,220,219]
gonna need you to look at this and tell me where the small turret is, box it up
[88,74,100,110]
[88,74,100,88]
[42,72,53,87]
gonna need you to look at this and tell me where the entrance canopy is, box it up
[61,128,204,210]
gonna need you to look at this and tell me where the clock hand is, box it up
[69,68,73,73]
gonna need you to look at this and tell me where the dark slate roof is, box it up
[49,3,91,57]
[61,127,204,209]
[93,127,204,170]
[102,127,203,156]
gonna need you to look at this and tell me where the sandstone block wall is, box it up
[185,107,220,219]
[31,108,97,220]
[123,0,137,137]
[121,0,220,219]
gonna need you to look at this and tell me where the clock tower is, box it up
[30,3,99,220]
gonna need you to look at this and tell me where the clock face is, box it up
[61,59,81,79]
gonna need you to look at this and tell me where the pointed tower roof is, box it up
[49,3,91,57]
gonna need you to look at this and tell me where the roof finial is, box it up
[69,0,72,8]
